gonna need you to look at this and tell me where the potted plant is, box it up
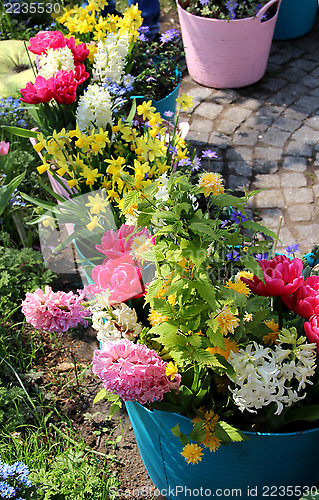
[22,152,319,495]
[273,0,318,40]
[176,0,282,88]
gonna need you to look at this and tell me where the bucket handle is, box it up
[256,0,281,22]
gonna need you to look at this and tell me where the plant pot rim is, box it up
[176,0,280,23]
[126,401,319,438]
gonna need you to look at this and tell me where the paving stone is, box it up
[226,147,253,162]
[254,146,282,161]
[276,227,295,248]
[228,175,250,191]
[305,115,319,130]
[285,141,313,157]
[189,118,214,133]
[208,131,230,149]
[257,208,284,229]
[215,120,239,135]
[186,130,210,144]
[282,156,308,173]
[253,160,279,175]
[283,188,314,205]
[245,116,273,132]
[287,205,314,222]
[222,107,252,124]
[294,96,319,113]
[236,98,261,111]
[228,161,253,177]
[292,126,319,145]
[295,225,319,249]
[253,190,285,209]
[313,185,319,199]
[280,172,307,188]
[186,87,214,103]
[272,117,300,133]
[195,102,223,120]
[232,128,259,146]
[261,128,291,147]
[252,174,280,189]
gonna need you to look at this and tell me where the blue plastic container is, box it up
[273,0,318,40]
[125,401,319,499]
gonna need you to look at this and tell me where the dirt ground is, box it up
[29,267,167,500]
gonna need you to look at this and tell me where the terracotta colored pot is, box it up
[177,0,281,88]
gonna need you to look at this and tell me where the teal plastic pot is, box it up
[131,71,181,120]
[273,0,318,39]
[152,76,181,119]
[125,401,319,499]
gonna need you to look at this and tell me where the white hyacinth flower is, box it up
[92,33,130,84]
[228,338,317,415]
[91,302,142,343]
[76,83,113,131]
[38,47,75,79]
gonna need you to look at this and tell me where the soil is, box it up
[27,269,167,500]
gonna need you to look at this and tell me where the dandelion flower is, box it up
[215,306,240,335]
[181,443,204,465]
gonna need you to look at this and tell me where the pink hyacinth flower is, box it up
[304,315,319,352]
[85,254,143,303]
[241,255,304,297]
[0,141,10,155]
[282,275,319,320]
[92,339,181,404]
[21,285,90,333]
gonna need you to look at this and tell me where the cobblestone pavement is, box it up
[177,13,319,255]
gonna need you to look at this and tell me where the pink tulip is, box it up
[20,75,55,104]
[304,315,319,351]
[282,275,319,319]
[0,141,10,155]
[241,255,304,297]
[85,254,143,303]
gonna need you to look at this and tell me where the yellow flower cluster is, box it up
[34,109,188,204]
[57,0,142,43]
[181,408,222,464]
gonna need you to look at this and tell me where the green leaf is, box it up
[206,326,225,349]
[190,421,206,443]
[193,281,216,308]
[93,388,108,405]
[189,349,224,368]
[243,220,278,240]
[0,171,25,216]
[210,193,245,208]
[284,405,319,424]
[214,421,249,443]
[1,125,39,138]
[123,190,140,213]
[189,220,219,240]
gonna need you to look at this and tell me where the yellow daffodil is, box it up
[176,93,193,111]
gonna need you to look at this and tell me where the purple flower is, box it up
[160,29,180,43]
[220,220,228,228]
[226,0,238,19]
[285,244,300,256]
[168,145,178,155]
[230,209,248,225]
[191,155,202,172]
[226,250,240,262]
[255,252,269,262]
[178,158,192,167]
[164,110,174,118]
[199,0,210,5]
[202,149,218,159]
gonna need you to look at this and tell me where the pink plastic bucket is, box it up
[177,0,281,88]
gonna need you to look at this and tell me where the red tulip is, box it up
[304,315,319,351]
[241,255,304,297]
[28,30,68,55]
[51,70,78,105]
[282,275,319,319]
[20,75,54,104]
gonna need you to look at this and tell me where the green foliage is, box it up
[0,246,55,316]
[0,381,30,432]
[30,450,119,500]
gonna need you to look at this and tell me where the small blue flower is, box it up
[178,158,192,167]
[285,244,300,255]
[230,209,248,225]
[202,149,218,159]
[226,250,240,262]
[163,110,174,118]
[255,253,269,261]
[160,28,179,43]
[191,155,201,172]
